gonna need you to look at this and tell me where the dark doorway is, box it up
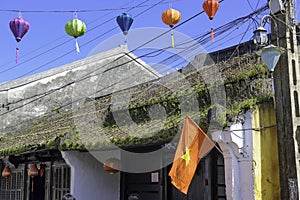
[121,170,163,200]
[167,147,226,200]
[121,147,226,200]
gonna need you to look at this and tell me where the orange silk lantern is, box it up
[162,8,181,28]
[28,164,38,192]
[2,166,12,190]
[203,0,219,42]
[202,0,220,20]
[162,8,181,48]
[103,158,121,174]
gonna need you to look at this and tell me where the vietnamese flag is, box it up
[169,115,216,194]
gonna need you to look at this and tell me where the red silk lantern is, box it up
[103,158,121,174]
[2,166,12,190]
[28,164,38,192]
[202,0,220,20]
[162,8,181,48]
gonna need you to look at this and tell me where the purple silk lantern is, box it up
[9,17,30,63]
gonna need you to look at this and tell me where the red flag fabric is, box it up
[169,115,215,194]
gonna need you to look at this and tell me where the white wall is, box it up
[213,112,254,200]
[62,151,120,200]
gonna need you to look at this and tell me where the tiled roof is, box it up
[0,52,272,156]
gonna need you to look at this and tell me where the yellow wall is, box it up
[252,101,280,200]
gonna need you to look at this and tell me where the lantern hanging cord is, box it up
[0,0,265,85]
[0,0,262,117]
[74,11,78,19]
[17,0,165,79]
[0,0,182,13]
[0,0,260,98]
[0,0,152,74]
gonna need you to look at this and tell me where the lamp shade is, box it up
[2,166,11,178]
[28,164,38,177]
[65,19,86,38]
[2,166,12,190]
[103,158,121,174]
[253,26,268,46]
[162,8,181,28]
[116,13,134,35]
[202,0,220,20]
[9,17,30,42]
[261,45,282,71]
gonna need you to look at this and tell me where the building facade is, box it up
[0,42,279,200]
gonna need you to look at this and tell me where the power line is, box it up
[0,3,269,121]
[156,5,268,68]
[15,0,165,79]
[0,0,229,116]
[0,0,151,75]
[10,2,266,92]
[0,0,140,71]
[0,0,181,13]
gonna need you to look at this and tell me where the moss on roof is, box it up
[0,52,272,156]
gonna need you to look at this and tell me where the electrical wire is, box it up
[156,5,268,68]
[247,0,255,12]
[0,0,181,13]
[0,0,231,116]
[0,0,140,71]
[0,0,151,75]
[0,2,268,121]
[6,2,267,89]
[15,0,165,79]
[20,2,267,87]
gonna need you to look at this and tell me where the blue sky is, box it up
[0,0,269,83]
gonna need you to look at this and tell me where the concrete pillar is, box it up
[271,1,300,198]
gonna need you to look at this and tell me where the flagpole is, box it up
[214,144,223,154]
[185,115,223,155]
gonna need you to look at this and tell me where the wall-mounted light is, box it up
[253,15,282,72]
[253,26,268,47]
[261,44,282,72]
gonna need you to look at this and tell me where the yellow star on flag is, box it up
[169,116,216,194]
[181,147,191,166]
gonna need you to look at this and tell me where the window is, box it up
[0,165,24,200]
[52,163,71,200]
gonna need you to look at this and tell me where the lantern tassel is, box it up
[75,39,80,53]
[210,28,215,42]
[171,29,175,48]
[6,177,8,190]
[32,178,34,192]
[124,35,129,52]
[171,33,175,48]
[16,47,19,64]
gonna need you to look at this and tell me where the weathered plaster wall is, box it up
[252,102,280,200]
[214,112,254,200]
[62,151,120,200]
[0,46,160,133]
[216,103,280,200]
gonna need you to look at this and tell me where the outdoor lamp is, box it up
[253,26,268,46]
[261,44,283,94]
[253,14,278,47]
[253,15,282,71]
[261,44,282,72]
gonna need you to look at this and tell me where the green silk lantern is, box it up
[65,17,86,53]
